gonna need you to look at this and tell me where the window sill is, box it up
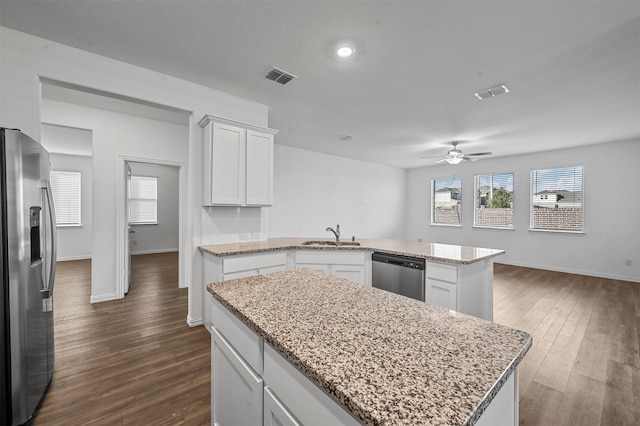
[56,224,82,228]
[473,226,515,231]
[528,228,585,235]
[430,223,462,228]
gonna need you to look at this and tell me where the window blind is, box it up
[129,176,158,224]
[50,170,82,226]
[531,166,583,231]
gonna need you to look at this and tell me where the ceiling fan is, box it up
[421,141,493,165]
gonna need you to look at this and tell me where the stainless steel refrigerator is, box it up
[1,128,57,425]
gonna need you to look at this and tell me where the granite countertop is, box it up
[199,237,505,265]
[208,269,532,426]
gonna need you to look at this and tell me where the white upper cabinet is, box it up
[199,115,278,207]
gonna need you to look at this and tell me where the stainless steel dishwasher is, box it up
[371,252,425,301]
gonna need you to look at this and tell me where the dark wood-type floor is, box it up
[36,252,211,425]
[36,256,638,425]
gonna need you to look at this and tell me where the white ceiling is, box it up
[2,1,639,169]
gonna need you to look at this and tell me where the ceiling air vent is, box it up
[266,67,297,85]
[474,84,510,100]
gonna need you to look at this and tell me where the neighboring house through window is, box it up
[432,177,462,225]
[475,172,514,229]
[50,170,81,226]
[531,166,583,232]
[129,175,158,224]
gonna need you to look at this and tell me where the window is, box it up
[50,170,81,226]
[129,176,158,224]
[531,166,583,232]
[432,177,462,225]
[474,173,514,228]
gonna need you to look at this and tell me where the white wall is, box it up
[41,99,188,301]
[1,26,270,325]
[48,153,93,261]
[405,139,640,282]
[129,162,180,254]
[269,145,407,239]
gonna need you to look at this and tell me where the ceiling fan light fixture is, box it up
[446,156,463,165]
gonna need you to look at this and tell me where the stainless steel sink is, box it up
[302,240,361,247]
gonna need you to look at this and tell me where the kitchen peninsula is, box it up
[199,237,505,328]
[207,269,531,425]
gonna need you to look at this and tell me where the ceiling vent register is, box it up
[265,67,297,85]
[474,84,510,100]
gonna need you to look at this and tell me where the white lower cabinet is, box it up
[295,250,368,285]
[263,387,301,426]
[426,279,457,310]
[211,326,263,426]
[424,260,493,321]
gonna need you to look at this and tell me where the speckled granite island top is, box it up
[207,269,531,425]
[199,237,505,265]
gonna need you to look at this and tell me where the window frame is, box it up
[473,172,515,230]
[431,177,463,227]
[50,169,82,227]
[129,175,158,225]
[530,165,584,234]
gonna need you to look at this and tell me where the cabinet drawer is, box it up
[426,262,458,283]
[295,250,365,266]
[263,345,360,426]
[223,252,288,274]
[211,297,263,374]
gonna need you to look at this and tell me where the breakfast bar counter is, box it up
[207,269,531,425]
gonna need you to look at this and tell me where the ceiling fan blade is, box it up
[420,155,445,159]
[435,158,447,164]
[465,152,493,157]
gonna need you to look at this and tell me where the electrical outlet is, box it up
[418,237,423,242]
[625,259,632,267]
[239,233,250,240]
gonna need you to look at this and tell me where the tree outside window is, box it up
[475,173,514,228]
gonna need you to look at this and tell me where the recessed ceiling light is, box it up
[336,46,355,58]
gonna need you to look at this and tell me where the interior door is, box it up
[125,163,132,294]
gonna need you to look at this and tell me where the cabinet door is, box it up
[245,130,274,206]
[331,265,366,284]
[264,386,301,426]
[426,279,457,311]
[212,327,263,426]
[211,123,246,205]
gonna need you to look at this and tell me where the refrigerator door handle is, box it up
[43,179,57,293]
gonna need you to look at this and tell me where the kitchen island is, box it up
[207,269,531,425]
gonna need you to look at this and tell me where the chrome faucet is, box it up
[325,224,340,243]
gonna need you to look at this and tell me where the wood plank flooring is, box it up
[36,252,210,425]
[36,257,638,425]
[493,263,639,426]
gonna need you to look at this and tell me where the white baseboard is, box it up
[56,255,91,262]
[495,260,640,283]
[90,292,118,303]
[187,315,203,327]
[131,248,179,255]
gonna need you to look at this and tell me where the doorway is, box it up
[117,156,187,299]
[123,160,183,295]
